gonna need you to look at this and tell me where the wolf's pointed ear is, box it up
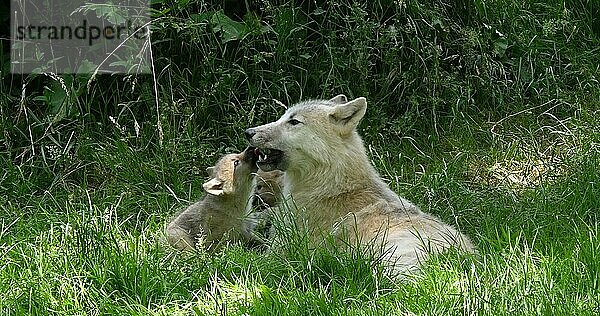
[203,178,224,196]
[329,97,367,135]
[329,94,348,104]
[206,167,215,177]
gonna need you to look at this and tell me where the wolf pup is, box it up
[243,169,284,241]
[245,95,476,274]
[254,169,284,209]
[166,147,260,251]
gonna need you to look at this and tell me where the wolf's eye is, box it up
[288,118,302,126]
[233,160,240,167]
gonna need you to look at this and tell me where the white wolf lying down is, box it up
[245,95,476,273]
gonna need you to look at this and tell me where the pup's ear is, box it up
[329,97,367,135]
[203,178,224,196]
[206,166,215,177]
[329,94,348,104]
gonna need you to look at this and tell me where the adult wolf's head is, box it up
[203,147,259,196]
[245,95,367,173]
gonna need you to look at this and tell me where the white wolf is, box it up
[245,95,476,274]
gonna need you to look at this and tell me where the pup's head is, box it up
[203,146,259,196]
[254,169,284,207]
[244,95,367,172]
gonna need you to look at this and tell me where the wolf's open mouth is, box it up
[254,148,284,171]
[255,148,283,164]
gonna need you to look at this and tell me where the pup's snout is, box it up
[241,146,258,162]
[244,128,256,140]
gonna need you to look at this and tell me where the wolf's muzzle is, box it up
[244,128,256,141]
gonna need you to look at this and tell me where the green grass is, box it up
[1,108,598,315]
[1,0,600,314]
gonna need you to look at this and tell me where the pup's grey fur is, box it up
[253,169,284,209]
[165,147,259,251]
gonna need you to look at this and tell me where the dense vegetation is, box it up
[1,0,599,314]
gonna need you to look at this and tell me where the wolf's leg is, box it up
[240,209,273,250]
[166,201,203,251]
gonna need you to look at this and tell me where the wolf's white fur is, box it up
[247,96,476,273]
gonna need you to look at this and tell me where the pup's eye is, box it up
[288,119,302,125]
[233,160,240,167]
